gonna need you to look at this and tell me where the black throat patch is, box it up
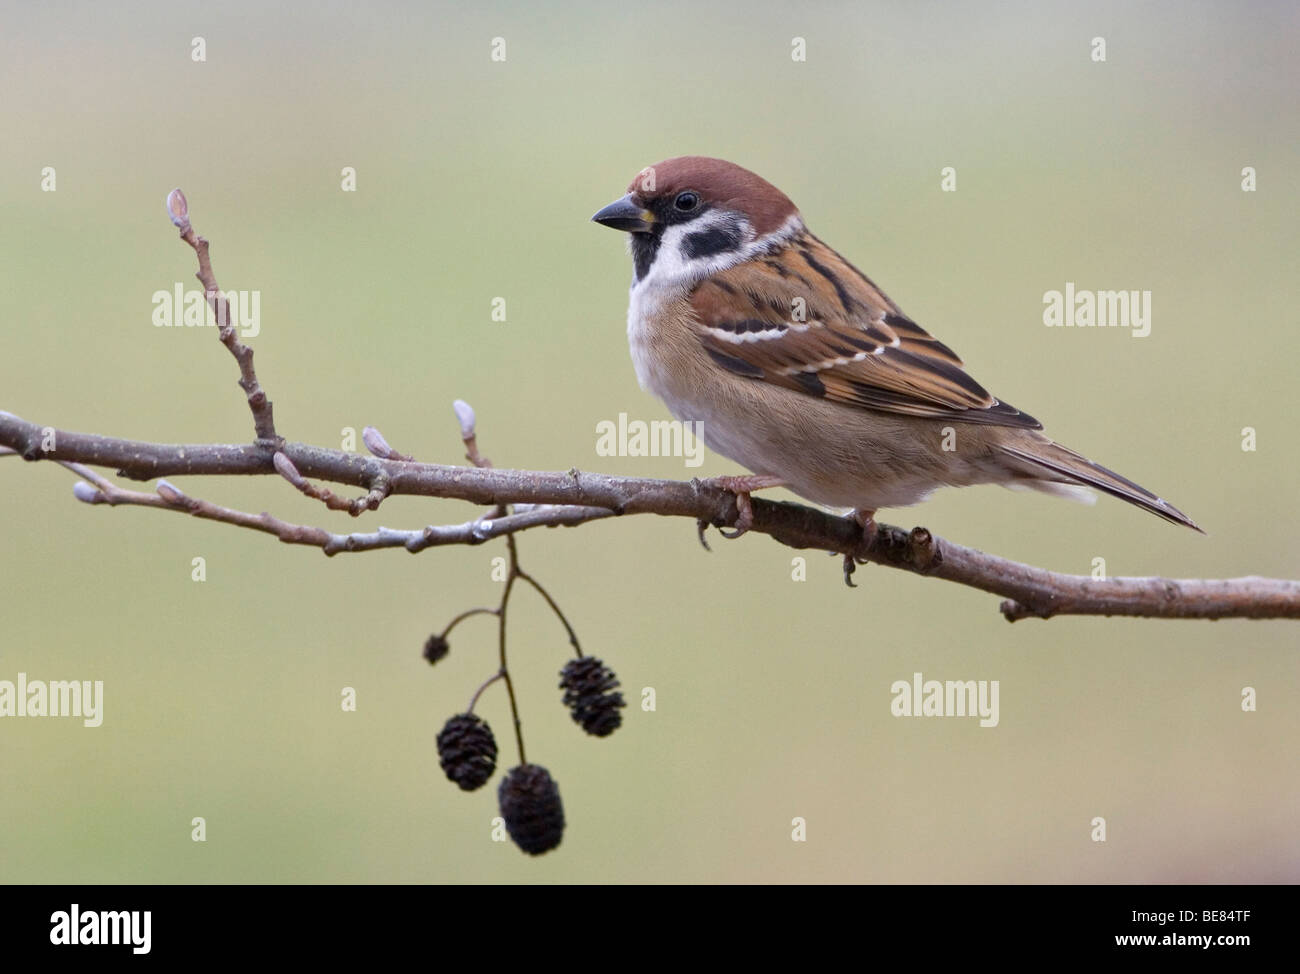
[631,233,661,282]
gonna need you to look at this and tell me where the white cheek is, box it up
[624,212,806,394]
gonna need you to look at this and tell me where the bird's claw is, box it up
[718,490,755,539]
[843,510,877,587]
[843,553,860,587]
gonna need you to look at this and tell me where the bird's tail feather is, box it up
[997,442,1203,532]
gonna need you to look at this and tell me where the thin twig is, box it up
[58,459,614,555]
[166,189,278,443]
[498,534,526,765]
[442,607,499,639]
[517,570,584,656]
[467,671,504,714]
[273,450,389,516]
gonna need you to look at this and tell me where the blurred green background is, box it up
[2,0,1297,883]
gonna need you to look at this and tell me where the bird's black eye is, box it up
[674,191,699,212]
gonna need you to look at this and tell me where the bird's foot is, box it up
[853,508,878,552]
[699,474,786,539]
[842,509,877,588]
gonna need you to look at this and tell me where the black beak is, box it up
[591,194,656,233]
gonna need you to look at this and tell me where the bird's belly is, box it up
[657,383,964,512]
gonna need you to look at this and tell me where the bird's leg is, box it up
[853,509,878,554]
[700,474,786,539]
[843,509,877,587]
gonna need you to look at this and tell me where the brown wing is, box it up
[690,231,1041,429]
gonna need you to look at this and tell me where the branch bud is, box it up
[155,479,185,504]
[272,451,306,488]
[362,426,395,459]
[72,482,104,504]
[452,399,476,440]
[165,188,189,229]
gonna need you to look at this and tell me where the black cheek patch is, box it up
[683,226,743,260]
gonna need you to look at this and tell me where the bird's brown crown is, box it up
[626,156,798,235]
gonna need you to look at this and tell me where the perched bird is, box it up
[592,156,1200,539]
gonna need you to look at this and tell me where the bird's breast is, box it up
[626,280,692,397]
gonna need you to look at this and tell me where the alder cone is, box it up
[436,713,497,791]
[498,764,564,855]
[559,656,625,737]
[423,633,450,664]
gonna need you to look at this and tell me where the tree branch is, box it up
[2,412,1296,622]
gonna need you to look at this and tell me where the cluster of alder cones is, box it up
[427,635,625,855]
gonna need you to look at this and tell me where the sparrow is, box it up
[591,156,1200,539]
